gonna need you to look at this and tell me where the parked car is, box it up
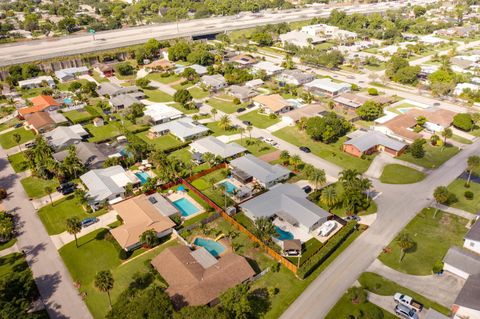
[237,107,246,113]
[394,293,423,312]
[56,182,76,195]
[345,215,360,221]
[299,146,311,153]
[242,120,252,126]
[302,185,312,193]
[24,142,36,148]
[395,304,419,319]
[14,123,23,128]
[81,217,99,228]
[264,138,278,146]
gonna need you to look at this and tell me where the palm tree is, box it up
[246,125,253,139]
[296,117,308,131]
[396,232,415,262]
[13,133,22,152]
[466,156,480,187]
[94,270,114,308]
[44,186,53,205]
[279,150,290,165]
[441,128,452,145]
[238,127,246,143]
[320,186,340,212]
[140,229,158,248]
[74,188,89,211]
[66,217,82,248]
[218,115,232,131]
[202,152,216,168]
[253,217,275,243]
[289,154,302,170]
[309,168,326,190]
[211,108,218,120]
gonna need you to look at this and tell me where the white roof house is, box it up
[279,31,325,48]
[190,136,246,159]
[301,24,357,40]
[18,76,56,89]
[304,78,351,97]
[252,61,284,76]
[230,154,291,188]
[418,35,447,45]
[144,103,184,125]
[454,83,480,96]
[149,117,209,142]
[201,74,228,90]
[43,124,89,150]
[174,64,208,76]
[55,66,90,82]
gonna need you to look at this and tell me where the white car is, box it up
[264,138,278,146]
[318,221,336,237]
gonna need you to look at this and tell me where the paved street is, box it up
[0,147,92,319]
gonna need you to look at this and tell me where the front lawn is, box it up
[146,73,180,84]
[0,128,35,149]
[136,131,184,151]
[8,151,29,172]
[231,138,276,156]
[0,118,21,132]
[378,208,468,275]
[168,102,199,114]
[379,164,426,184]
[273,126,372,173]
[38,195,108,235]
[397,144,459,169]
[143,88,174,102]
[206,122,240,136]
[20,176,59,199]
[188,86,209,99]
[207,98,245,114]
[63,109,94,124]
[238,110,281,129]
[85,123,122,143]
[325,290,396,319]
[447,179,480,213]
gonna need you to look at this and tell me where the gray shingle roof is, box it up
[466,221,480,242]
[230,154,290,186]
[344,130,407,152]
[80,165,135,202]
[443,246,480,276]
[190,136,246,159]
[43,125,88,149]
[110,94,139,108]
[53,142,109,167]
[454,273,480,310]
[150,118,208,140]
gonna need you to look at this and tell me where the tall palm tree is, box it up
[289,154,302,170]
[433,186,450,217]
[246,125,253,139]
[75,189,89,211]
[396,232,415,262]
[253,217,275,243]
[94,270,114,308]
[66,216,82,248]
[441,128,452,145]
[466,155,480,187]
[202,152,216,168]
[44,186,53,205]
[13,133,22,152]
[211,108,218,120]
[279,150,290,165]
[140,229,158,248]
[238,127,246,143]
[320,186,340,212]
[218,115,232,131]
[310,168,326,190]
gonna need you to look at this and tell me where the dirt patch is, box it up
[259,150,281,163]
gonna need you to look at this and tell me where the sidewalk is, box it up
[433,203,477,221]
[365,153,430,179]
[0,242,20,257]
[31,192,65,210]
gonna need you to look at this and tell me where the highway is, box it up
[0,1,412,67]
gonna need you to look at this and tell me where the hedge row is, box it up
[297,221,357,279]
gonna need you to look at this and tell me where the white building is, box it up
[201,74,228,90]
[301,24,357,41]
[144,103,184,125]
[279,30,325,48]
[454,83,480,96]
[55,66,90,82]
[18,76,56,89]
[304,78,351,97]
[252,61,284,76]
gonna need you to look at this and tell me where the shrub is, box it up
[271,262,280,273]
[119,249,130,260]
[453,113,473,131]
[0,188,7,200]
[233,98,241,105]
[346,287,367,304]
[432,260,444,274]
[465,191,474,200]
[367,88,379,95]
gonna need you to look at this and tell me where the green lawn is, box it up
[378,208,468,275]
[91,71,109,83]
[63,110,94,123]
[188,86,209,99]
[451,134,473,144]
[359,272,450,315]
[20,87,44,99]
[146,73,180,84]
[136,131,184,151]
[190,169,234,208]
[0,238,17,251]
[238,111,281,129]
[379,164,426,184]
[0,117,21,132]
[326,291,396,319]
[38,195,107,235]
[84,123,122,142]
[168,148,209,173]
[273,126,373,173]
[59,228,180,319]
[207,98,245,114]
[0,128,35,149]
[231,138,276,156]
[8,151,29,172]
[56,79,89,91]
[168,102,199,114]
[20,176,59,199]
[143,88,174,102]
[206,122,240,136]
[447,179,480,213]
[397,144,459,169]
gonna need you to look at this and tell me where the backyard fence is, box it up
[185,162,228,182]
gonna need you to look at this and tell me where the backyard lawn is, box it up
[273,127,373,173]
[206,122,240,136]
[378,208,468,275]
[207,98,246,114]
[379,164,426,184]
[85,123,122,142]
[20,176,59,199]
[397,144,459,169]
[38,195,107,235]
[143,88,174,102]
[0,128,35,149]
[8,151,29,172]
[63,109,94,123]
[231,138,276,156]
[136,131,184,151]
[168,148,209,173]
[447,179,480,213]
[237,110,281,129]
[190,169,234,208]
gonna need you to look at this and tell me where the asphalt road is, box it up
[0,1,414,67]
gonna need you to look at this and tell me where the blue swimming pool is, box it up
[193,237,225,257]
[63,97,73,104]
[135,172,150,185]
[274,226,294,241]
[173,198,200,217]
[221,181,237,194]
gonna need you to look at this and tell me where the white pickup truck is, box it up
[394,293,423,312]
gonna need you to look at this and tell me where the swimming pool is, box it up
[220,181,237,194]
[63,97,73,104]
[274,226,294,241]
[173,198,200,217]
[193,237,225,257]
[134,171,150,185]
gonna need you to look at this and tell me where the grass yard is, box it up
[63,109,94,124]
[273,126,372,173]
[206,121,240,136]
[0,117,21,132]
[146,73,180,84]
[168,148,209,173]
[378,208,468,275]
[238,110,281,129]
[91,71,109,83]
[59,228,180,319]
[447,179,480,213]
[397,144,459,169]
[38,195,108,235]
[19,87,44,99]
[358,272,450,315]
[143,88,174,102]
[20,176,59,199]
[207,98,245,114]
[84,123,122,142]
[0,238,17,251]
[190,169,235,208]
[379,164,426,184]
[168,102,199,114]
[232,138,276,156]
[0,128,35,149]
[451,134,473,144]
[8,151,29,172]
[188,86,209,99]
[325,291,396,319]
[136,131,184,151]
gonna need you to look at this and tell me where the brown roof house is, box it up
[110,194,176,251]
[230,54,257,68]
[281,103,326,125]
[24,112,57,134]
[253,94,293,115]
[343,130,407,158]
[151,245,255,308]
[145,59,174,71]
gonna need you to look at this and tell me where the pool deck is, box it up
[273,217,312,243]
[167,191,205,219]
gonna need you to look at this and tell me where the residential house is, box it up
[333,92,369,109]
[53,141,113,169]
[144,103,183,125]
[245,79,264,88]
[240,183,330,235]
[434,25,479,38]
[252,94,293,115]
[252,61,284,76]
[24,112,57,134]
[301,24,357,41]
[18,75,55,89]
[201,74,228,91]
[174,64,208,76]
[109,94,140,111]
[80,165,139,209]
[92,117,104,127]
[277,70,315,86]
[18,95,61,118]
[230,54,257,68]
[151,246,255,307]
[343,130,407,158]
[144,59,174,71]
[454,83,479,96]
[190,136,246,160]
[54,66,90,83]
[94,62,116,77]
[279,30,325,48]
[146,193,181,218]
[97,83,144,98]
[281,103,326,125]
[465,220,480,254]
[43,124,89,150]
[304,78,351,97]
[227,85,258,102]
[418,35,447,45]
[229,154,291,189]
[148,117,209,142]
[443,246,480,280]
[110,195,176,251]
[451,273,480,319]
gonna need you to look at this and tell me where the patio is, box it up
[215,178,254,203]
[273,217,312,243]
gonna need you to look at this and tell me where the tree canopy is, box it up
[305,112,351,143]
